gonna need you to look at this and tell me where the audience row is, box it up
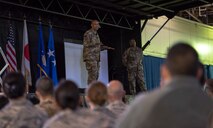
[0,42,213,128]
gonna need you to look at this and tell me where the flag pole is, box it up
[25,69,30,93]
[37,64,48,77]
[24,15,29,94]
[0,77,2,86]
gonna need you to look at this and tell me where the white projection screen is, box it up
[64,42,109,88]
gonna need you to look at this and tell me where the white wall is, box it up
[64,42,109,88]
[141,16,213,65]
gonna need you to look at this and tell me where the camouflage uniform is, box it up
[107,101,127,117]
[93,106,117,119]
[0,98,48,128]
[36,98,59,117]
[83,29,102,84]
[43,108,115,128]
[122,47,146,95]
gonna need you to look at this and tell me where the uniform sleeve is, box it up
[100,42,106,51]
[83,32,93,47]
[0,114,9,128]
[100,45,109,51]
[122,50,128,67]
[139,48,143,64]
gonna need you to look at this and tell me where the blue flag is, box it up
[46,27,58,85]
[37,23,47,78]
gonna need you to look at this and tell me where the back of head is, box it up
[166,42,199,77]
[87,81,107,106]
[55,80,79,110]
[3,72,26,99]
[108,80,125,99]
[36,77,54,97]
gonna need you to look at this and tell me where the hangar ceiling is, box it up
[0,0,212,29]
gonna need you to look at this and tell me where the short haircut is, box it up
[55,80,79,110]
[108,80,124,96]
[165,42,199,76]
[36,77,54,96]
[87,81,107,106]
[3,72,26,99]
[91,20,99,24]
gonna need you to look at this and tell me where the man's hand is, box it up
[106,46,115,50]
[102,45,115,50]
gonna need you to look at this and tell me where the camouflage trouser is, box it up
[128,68,146,95]
[85,61,100,84]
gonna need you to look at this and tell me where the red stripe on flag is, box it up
[6,56,15,71]
[24,44,30,60]
[6,44,17,71]
[7,42,16,55]
[6,48,17,66]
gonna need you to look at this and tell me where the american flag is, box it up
[6,22,17,71]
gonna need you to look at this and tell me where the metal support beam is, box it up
[142,18,170,51]
[79,0,153,17]
[143,0,185,11]
[185,10,203,23]
[199,0,210,4]
[0,15,79,32]
[141,19,148,33]
[0,0,135,30]
[133,0,174,13]
[69,0,132,17]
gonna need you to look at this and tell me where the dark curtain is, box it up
[143,55,165,91]
[143,55,213,91]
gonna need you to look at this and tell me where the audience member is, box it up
[43,80,114,128]
[0,72,47,128]
[107,80,127,117]
[35,77,59,117]
[116,42,213,128]
[86,81,116,119]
